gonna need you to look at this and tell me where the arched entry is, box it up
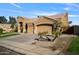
[19,22,23,33]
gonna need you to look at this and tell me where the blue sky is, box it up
[0,3,79,25]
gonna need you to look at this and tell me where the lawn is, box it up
[67,36,79,54]
[0,32,19,38]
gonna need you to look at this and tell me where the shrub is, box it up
[52,31,62,37]
[10,23,17,32]
[0,28,3,34]
[10,23,15,29]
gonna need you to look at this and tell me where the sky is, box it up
[0,3,79,25]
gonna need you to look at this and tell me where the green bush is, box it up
[52,31,62,37]
[67,36,79,54]
[0,28,3,34]
[10,23,15,29]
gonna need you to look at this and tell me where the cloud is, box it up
[66,3,79,10]
[32,11,59,16]
[64,7,70,11]
[69,14,79,17]
[10,3,22,9]
[7,9,25,14]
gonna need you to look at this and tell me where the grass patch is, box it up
[67,36,79,54]
[0,32,19,38]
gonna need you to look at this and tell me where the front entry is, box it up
[19,22,23,33]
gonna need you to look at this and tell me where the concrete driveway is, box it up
[0,33,39,54]
[0,33,54,55]
[0,33,38,43]
[0,34,75,55]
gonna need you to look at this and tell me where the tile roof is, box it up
[46,12,67,20]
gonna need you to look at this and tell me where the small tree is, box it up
[9,16,17,31]
[52,21,62,41]
[40,16,62,37]
[9,16,16,24]
[0,16,7,24]
[39,16,62,41]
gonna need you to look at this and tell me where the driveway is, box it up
[0,33,38,43]
[0,33,40,55]
[0,34,75,55]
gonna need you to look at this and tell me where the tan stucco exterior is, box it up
[17,12,69,35]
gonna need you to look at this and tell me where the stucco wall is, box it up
[35,17,54,25]
[17,13,69,34]
[60,13,69,31]
[28,25,34,33]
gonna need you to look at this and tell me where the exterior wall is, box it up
[17,13,69,34]
[35,17,54,35]
[17,17,34,33]
[28,24,34,34]
[17,23,21,33]
[35,17,54,25]
[17,17,26,33]
[37,25,52,35]
[0,24,12,32]
[60,13,69,31]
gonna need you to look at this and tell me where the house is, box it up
[17,12,69,35]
